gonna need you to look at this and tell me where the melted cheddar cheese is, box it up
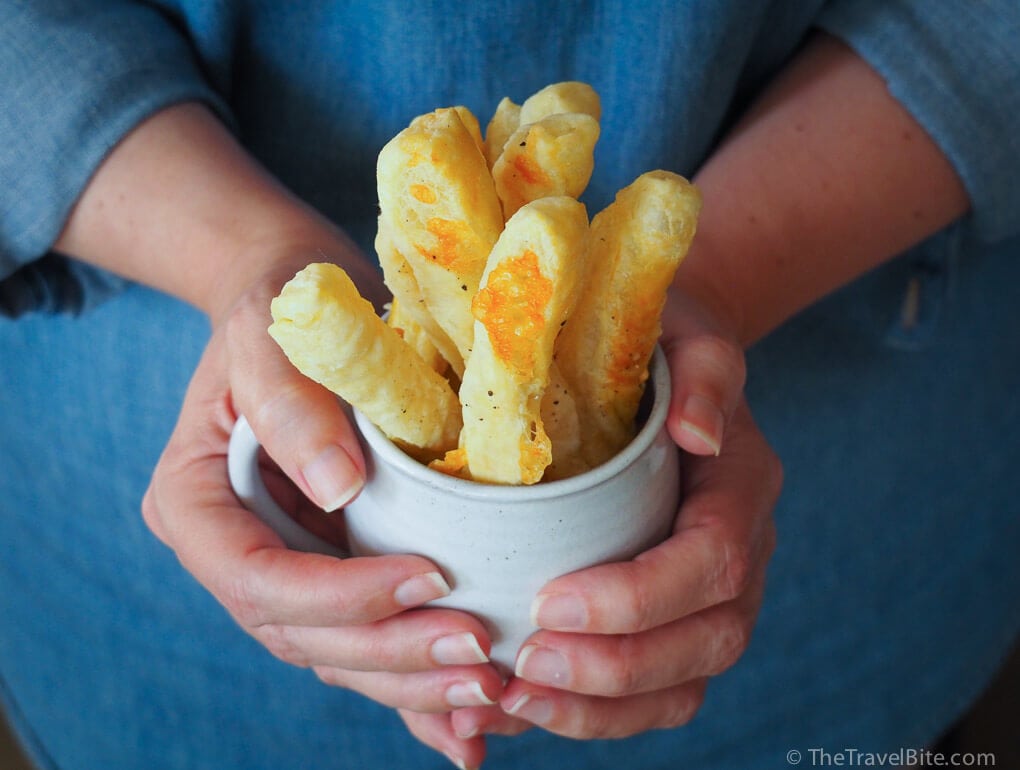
[471,250,552,379]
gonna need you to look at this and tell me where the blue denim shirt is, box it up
[1,0,1018,316]
[2,4,1020,768]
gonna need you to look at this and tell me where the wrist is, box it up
[54,103,386,323]
[667,225,749,349]
[200,219,384,329]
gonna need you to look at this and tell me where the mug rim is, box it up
[352,345,673,501]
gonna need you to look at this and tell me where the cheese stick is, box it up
[375,222,462,374]
[453,105,485,155]
[557,170,701,466]
[483,81,600,172]
[386,297,448,375]
[491,112,600,220]
[458,196,589,484]
[483,97,521,169]
[376,107,504,367]
[269,263,462,456]
[539,362,589,481]
[519,80,601,124]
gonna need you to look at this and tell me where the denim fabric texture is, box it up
[1,1,1019,768]
[2,241,1018,770]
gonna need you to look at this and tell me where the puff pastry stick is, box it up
[556,170,701,466]
[458,196,589,484]
[376,107,504,367]
[269,263,462,456]
[491,112,600,220]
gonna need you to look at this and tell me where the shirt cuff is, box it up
[0,1,234,315]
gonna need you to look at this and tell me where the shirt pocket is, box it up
[882,223,963,352]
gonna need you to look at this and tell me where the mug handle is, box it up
[227,415,347,557]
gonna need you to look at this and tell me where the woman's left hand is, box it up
[399,286,782,768]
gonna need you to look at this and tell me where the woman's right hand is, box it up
[51,101,505,765]
[140,250,506,717]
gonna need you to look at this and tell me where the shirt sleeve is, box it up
[0,0,232,316]
[816,0,1020,245]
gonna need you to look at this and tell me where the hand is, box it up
[141,249,505,717]
[50,102,507,762]
[402,285,781,767]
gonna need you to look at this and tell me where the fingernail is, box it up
[445,681,496,708]
[301,444,364,511]
[431,632,489,665]
[515,645,571,687]
[443,751,471,770]
[504,693,553,725]
[678,393,724,456]
[454,722,479,740]
[530,593,587,630]
[394,571,450,607]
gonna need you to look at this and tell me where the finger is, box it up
[226,279,366,511]
[532,402,779,634]
[158,468,452,627]
[313,665,502,714]
[250,608,491,673]
[449,705,532,740]
[665,332,745,456]
[500,677,707,739]
[517,570,767,696]
[257,452,349,547]
[660,295,746,456]
[400,710,487,770]
[172,503,454,629]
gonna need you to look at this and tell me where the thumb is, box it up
[661,301,747,457]
[226,286,366,512]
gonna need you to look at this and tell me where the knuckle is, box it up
[607,636,648,696]
[357,632,402,672]
[222,290,269,352]
[248,383,306,451]
[707,615,751,675]
[220,573,268,629]
[139,487,168,544]
[222,295,247,338]
[257,624,309,667]
[617,564,659,632]
[312,665,347,688]
[689,333,747,390]
[718,539,753,602]
[567,702,615,740]
[660,683,706,729]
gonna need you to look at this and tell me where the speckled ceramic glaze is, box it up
[229,347,680,669]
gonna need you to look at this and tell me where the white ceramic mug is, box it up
[227,346,680,669]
